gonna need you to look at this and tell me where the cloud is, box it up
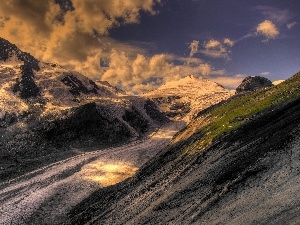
[100,50,227,94]
[287,22,297,29]
[197,63,213,76]
[259,72,271,76]
[255,6,298,39]
[256,6,292,26]
[256,20,279,40]
[0,0,161,77]
[189,40,199,57]
[223,38,235,47]
[200,38,234,59]
[210,74,245,90]
[272,80,285,85]
[101,51,170,93]
[178,57,203,66]
[0,1,241,94]
[205,39,221,49]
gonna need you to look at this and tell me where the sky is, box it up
[0,0,299,93]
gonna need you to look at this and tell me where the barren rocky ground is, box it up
[0,121,185,225]
[68,95,300,225]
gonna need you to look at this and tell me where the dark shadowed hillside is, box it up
[69,71,300,225]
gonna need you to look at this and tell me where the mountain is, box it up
[4,36,300,224]
[236,76,273,94]
[143,75,234,122]
[69,71,300,224]
[0,37,167,180]
[0,37,125,114]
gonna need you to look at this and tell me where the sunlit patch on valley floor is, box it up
[80,160,139,187]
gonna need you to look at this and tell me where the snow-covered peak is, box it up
[144,75,227,97]
[0,37,126,115]
[143,75,234,122]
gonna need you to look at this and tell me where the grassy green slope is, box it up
[184,71,300,152]
[68,71,300,225]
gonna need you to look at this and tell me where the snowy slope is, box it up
[0,37,128,115]
[146,75,227,95]
[0,37,170,181]
[143,75,234,122]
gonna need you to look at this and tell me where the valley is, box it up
[0,121,185,225]
[68,72,300,225]
[1,35,300,225]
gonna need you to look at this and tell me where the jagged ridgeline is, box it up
[236,76,273,94]
[0,37,168,181]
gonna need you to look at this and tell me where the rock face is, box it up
[236,76,273,93]
[0,37,168,181]
[0,37,39,70]
[143,75,234,122]
[0,39,122,118]
[68,72,300,225]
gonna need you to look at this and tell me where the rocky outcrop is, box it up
[61,73,99,96]
[0,37,40,70]
[236,76,273,93]
[143,99,169,124]
[44,102,132,147]
[12,64,41,99]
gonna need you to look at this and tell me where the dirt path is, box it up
[0,121,184,225]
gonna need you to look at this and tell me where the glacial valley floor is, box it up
[0,121,185,225]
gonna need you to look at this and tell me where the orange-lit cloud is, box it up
[256,20,279,40]
[199,38,234,59]
[0,1,239,93]
[210,74,245,90]
[0,0,161,78]
[101,50,229,93]
[224,38,235,47]
[189,40,199,57]
[272,80,285,85]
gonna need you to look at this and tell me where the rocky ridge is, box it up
[236,76,273,94]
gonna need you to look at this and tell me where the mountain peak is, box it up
[236,76,273,94]
[187,74,199,79]
[0,37,39,71]
[143,75,233,122]
[0,37,125,114]
[145,75,227,97]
